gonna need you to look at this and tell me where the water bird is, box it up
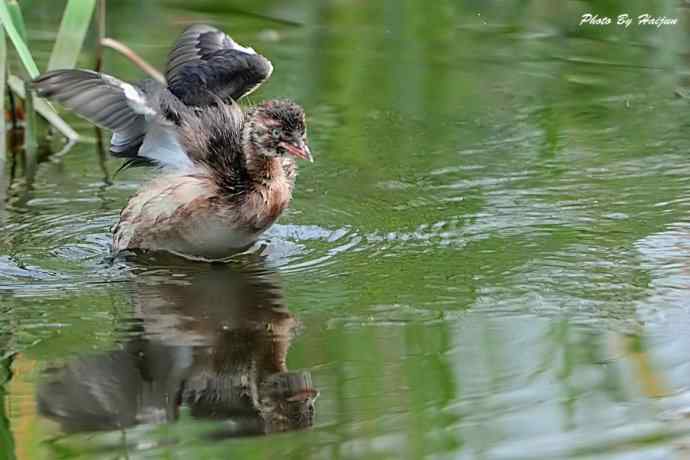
[33,24,313,261]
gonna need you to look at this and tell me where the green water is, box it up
[3,0,690,458]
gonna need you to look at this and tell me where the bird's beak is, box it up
[280,140,313,163]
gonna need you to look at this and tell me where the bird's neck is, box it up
[247,154,285,187]
[241,117,295,188]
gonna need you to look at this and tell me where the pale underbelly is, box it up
[114,214,269,261]
[112,173,291,261]
[169,222,262,259]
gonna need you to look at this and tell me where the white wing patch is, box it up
[227,37,256,55]
[100,73,195,172]
[102,75,156,116]
[139,120,195,171]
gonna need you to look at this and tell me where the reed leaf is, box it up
[0,26,6,164]
[23,79,37,180]
[0,0,37,78]
[48,0,96,71]
[5,0,25,40]
[8,75,79,142]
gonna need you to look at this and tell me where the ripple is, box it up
[484,421,690,460]
[0,256,60,283]
[261,224,363,273]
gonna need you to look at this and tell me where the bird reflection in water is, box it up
[37,259,318,437]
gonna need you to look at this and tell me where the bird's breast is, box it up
[113,169,294,260]
[243,177,293,232]
[113,175,259,258]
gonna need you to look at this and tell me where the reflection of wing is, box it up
[166,24,273,106]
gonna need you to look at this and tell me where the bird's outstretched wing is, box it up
[33,70,194,171]
[166,24,273,106]
[33,69,154,157]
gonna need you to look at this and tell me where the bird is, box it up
[32,24,313,261]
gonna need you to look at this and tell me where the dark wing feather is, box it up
[165,24,273,105]
[33,69,157,157]
[177,98,248,192]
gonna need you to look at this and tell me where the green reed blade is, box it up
[7,75,79,142]
[0,0,37,78]
[0,26,6,164]
[5,0,24,40]
[48,0,96,71]
[23,79,37,177]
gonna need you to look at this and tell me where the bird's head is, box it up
[244,100,312,163]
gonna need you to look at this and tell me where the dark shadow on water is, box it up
[37,257,318,439]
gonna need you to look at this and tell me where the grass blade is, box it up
[0,0,38,78]
[47,0,96,71]
[0,25,6,164]
[94,0,105,70]
[8,75,79,142]
[5,0,25,40]
[23,79,37,181]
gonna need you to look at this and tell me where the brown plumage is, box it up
[112,100,310,260]
[32,25,313,260]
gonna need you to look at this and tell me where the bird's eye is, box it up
[271,128,280,137]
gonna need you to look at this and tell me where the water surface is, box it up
[3,1,690,458]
